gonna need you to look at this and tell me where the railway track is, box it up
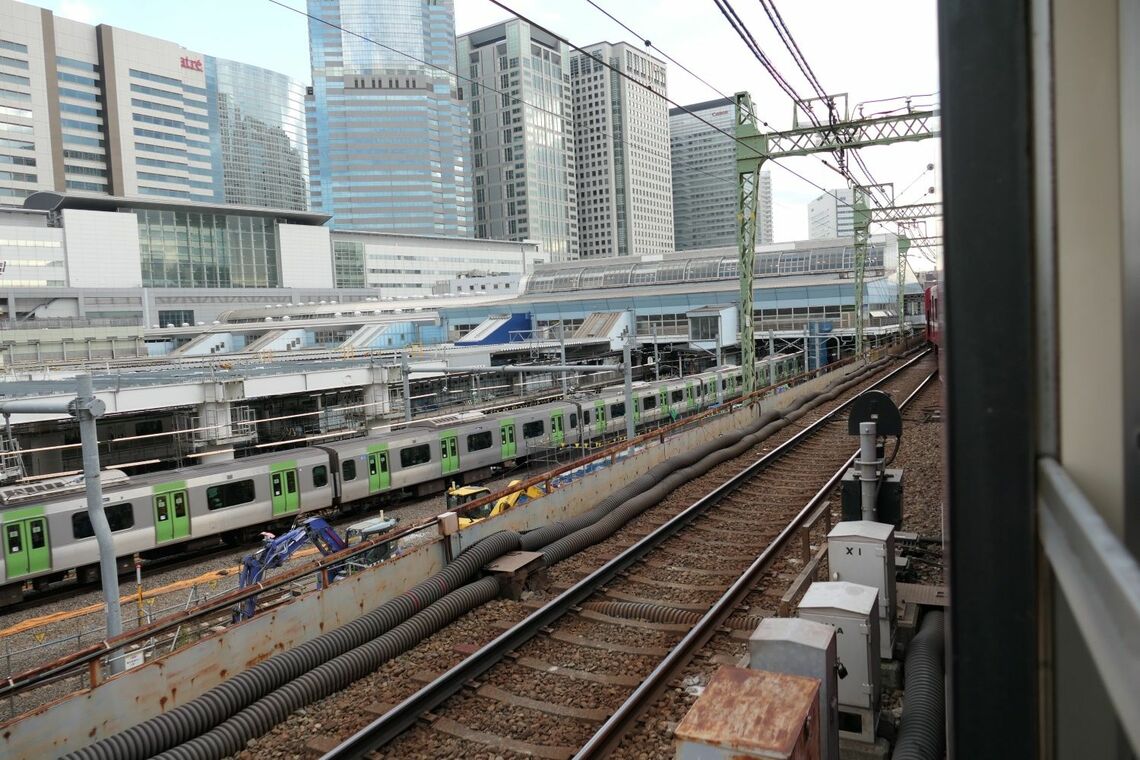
[284,354,936,759]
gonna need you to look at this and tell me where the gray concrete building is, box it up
[669,97,773,250]
[570,42,673,258]
[457,20,578,262]
[0,0,309,210]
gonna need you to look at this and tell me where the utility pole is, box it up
[735,93,939,386]
[558,323,568,396]
[400,352,411,422]
[651,324,660,381]
[622,331,635,442]
[0,376,121,673]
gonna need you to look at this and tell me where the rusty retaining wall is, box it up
[1,355,885,759]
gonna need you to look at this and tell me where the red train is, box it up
[925,284,942,349]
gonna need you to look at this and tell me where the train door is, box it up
[153,483,190,543]
[500,420,517,459]
[659,388,670,418]
[593,401,607,434]
[551,412,565,445]
[441,432,460,476]
[759,363,770,388]
[367,445,390,493]
[2,509,50,580]
[685,381,697,411]
[270,462,300,516]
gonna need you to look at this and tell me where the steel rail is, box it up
[575,364,937,758]
[323,351,932,758]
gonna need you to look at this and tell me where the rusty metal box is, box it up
[674,666,821,760]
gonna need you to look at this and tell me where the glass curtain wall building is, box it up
[206,58,309,211]
[0,0,308,211]
[670,97,772,250]
[306,0,473,234]
[457,21,578,262]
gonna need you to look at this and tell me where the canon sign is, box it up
[180,56,203,72]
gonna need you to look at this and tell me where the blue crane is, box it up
[235,514,400,620]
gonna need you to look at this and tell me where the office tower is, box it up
[570,41,672,258]
[306,0,472,234]
[458,20,578,261]
[0,0,308,209]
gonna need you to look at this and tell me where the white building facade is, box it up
[458,21,578,262]
[808,188,855,240]
[330,230,541,298]
[0,0,308,210]
[570,42,673,258]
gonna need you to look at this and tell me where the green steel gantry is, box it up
[854,194,942,348]
[735,92,939,394]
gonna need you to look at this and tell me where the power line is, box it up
[484,0,890,224]
[272,0,936,256]
[711,0,817,124]
[583,0,740,111]
[263,0,571,124]
[757,0,827,100]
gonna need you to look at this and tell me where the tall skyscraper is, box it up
[306,0,472,234]
[570,42,673,258]
[457,20,578,261]
[0,0,308,209]
[670,97,773,251]
[808,187,855,239]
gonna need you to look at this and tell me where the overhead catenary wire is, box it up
[576,0,937,250]
[270,0,936,255]
[485,0,900,226]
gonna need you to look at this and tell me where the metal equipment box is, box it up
[675,667,821,760]
[748,617,839,760]
[827,521,897,659]
[840,468,903,528]
[797,582,880,744]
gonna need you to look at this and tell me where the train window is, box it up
[610,402,625,418]
[342,460,357,481]
[671,389,684,403]
[523,420,545,438]
[313,465,328,488]
[72,502,135,539]
[207,480,255,510]
[583,410,591,425]
[467,431,493,452]
[135,419,162,436]
[569,412,578,428]
[400,444,432,467]
[643,395,657,410]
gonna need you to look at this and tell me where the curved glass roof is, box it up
[524,246,885,294]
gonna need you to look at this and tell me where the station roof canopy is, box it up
[23,192,331,226]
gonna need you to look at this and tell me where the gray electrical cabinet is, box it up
[748,617,840,760]
[827,520,897,658]
[798,581,880,743]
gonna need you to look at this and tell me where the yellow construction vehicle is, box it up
[447,480,545,528]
